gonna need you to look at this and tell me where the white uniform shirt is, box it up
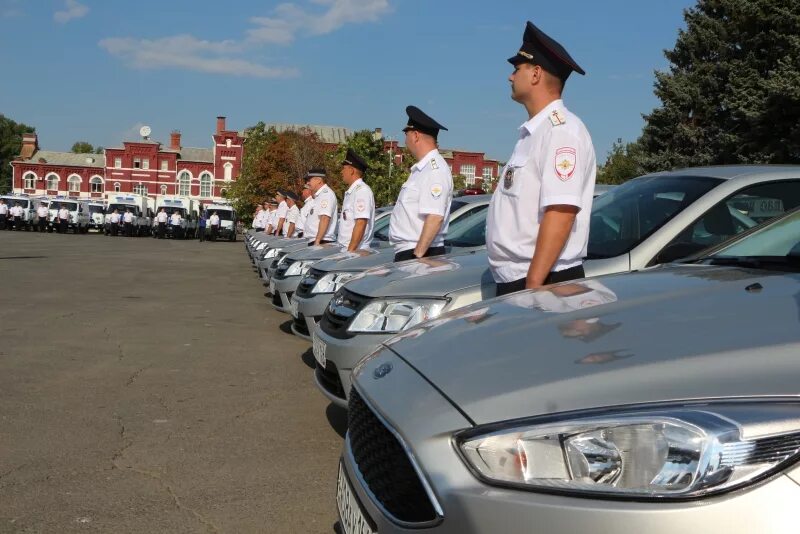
[275,201,288,230]
[337,179,375,250]
[170,213,182,226]
[157,211,168,223]
[0,204,7,215]
[37,206,49,218]
[284,204,301,237]
[209,214,220,226]
[58,208,69,220]
[11,206,23,217]
[123,212,134,223]
[109,212,121,223]
[388,148,453,253]
[298,197,313,234]
[305,184,338,243]
[266,209,277,229]
[486,99,596,283]
[252,209,263,229]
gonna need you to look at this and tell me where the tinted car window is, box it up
[444,208,488,247]
[714,208,800,258]
[588,175,723,259]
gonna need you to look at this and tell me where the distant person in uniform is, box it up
[252,205,265,232]
[156,207,168,239]
[0,199,7,230]
[303,168,338,246]
[209,211,220,241]
[388,106,454,262]
[264,201,277,235]
[123,209,134,237]
[10,202,24,230]
[36,203,49,232]
[338,148,376,251]
[284,192,301,237]
[108,209,121,236]
[198,210,207,242]
[487,21,596,296]
[169,210,183,238]
[57,204,70,234]
[297,186,314,238]
[273,191,289,236]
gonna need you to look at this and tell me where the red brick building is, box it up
[11,117,243,203]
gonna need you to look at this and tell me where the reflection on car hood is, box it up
[344,250,492,298]
[384,264,800,425]
[313,247,397,273]
[286,243,345,261]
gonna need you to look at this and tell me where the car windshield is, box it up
[587,175,723,259]
[88,205,104,214]
[706,208,800,264]
[211,210,233,220]
[444,208,488,247]
[166,208,188,217]
[372,213,393,241]
[54,202,77,211]
[108,203,139,216]
[3,198,30,208]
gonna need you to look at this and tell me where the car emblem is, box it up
[504,167,514,189]
[373,363,393,379]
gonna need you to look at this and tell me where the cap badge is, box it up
[504,167,514,189]
[518,50,533,59]
[555,147,577,181]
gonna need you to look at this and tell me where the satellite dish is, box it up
[140,125,152,138]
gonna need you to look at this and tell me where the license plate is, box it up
[269,279,276,294]
[290,297,299,318]
[337,462,376,534]
[312,331,327,368]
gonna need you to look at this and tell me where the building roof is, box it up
[177,147,214,163]
[265,123,353,144]
[27,150,106,168]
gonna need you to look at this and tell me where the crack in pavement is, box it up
[111,415,220,533]
[125,366,149,387]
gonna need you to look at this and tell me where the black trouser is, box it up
[0,214,6,230]
[254,227,264,233]
[111,223,118,236]
[394,245,446,262]
[38,218,47,233]
[124,222,133,237]
[210,225,218,241]
[58,218,68,234]
[158,222,166,238]
[495,264,586,297]
[199,227,206,241]
[11,216,21,230]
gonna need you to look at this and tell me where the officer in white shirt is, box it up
[0,199,7,230]
[297,187,313,238]
[337,149,376,251]
[283,191,301,237]
[36,203,49,233]
[156,208,168,239]
[209,211,221,241]
[252,205,265,232]
[264,201,278,235]
[303,168,338,245]
[487,21,596,296]
[57,204,70,234]
[10,203,24,231]
[169,210,183,238]
[388,106,454,262]
[123,209,134,237]
[108,209,121,236]
[273,191,289,236]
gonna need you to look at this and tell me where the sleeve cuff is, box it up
[541,194,582,209]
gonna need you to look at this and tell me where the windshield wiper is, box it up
[706,255,800,271]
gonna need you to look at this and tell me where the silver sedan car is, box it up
[314,165,800,407]
[336,206,800,533]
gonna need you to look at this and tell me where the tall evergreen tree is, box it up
[638,0,800,171]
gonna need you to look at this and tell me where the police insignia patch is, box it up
[503,167,514,189]
[321,200,329,209]
[356,199,366,212]
[555,147,577,181]
[430,159,439,170]
[431,184,443,198]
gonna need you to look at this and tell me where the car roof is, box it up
[645,165,800,181]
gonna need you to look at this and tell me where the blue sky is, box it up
[0,0,695,163]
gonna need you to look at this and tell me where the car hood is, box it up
[344,249,491,298]
[312,247,397,272]
[286,243,344,261]
[383,264,800,425]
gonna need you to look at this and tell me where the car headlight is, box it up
[256,242,267,251]
[285,260,313,277]
[312,271,360,294]
[348,299,447,333]
[457,402,800,500]
[262,247,279,259]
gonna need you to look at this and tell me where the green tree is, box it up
[597,139,644,184]
[71,141,94,153]
[0,114,35,193]
[452,174,467,191]
[638,0,800,171]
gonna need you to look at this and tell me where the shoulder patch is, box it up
[431,183,443,198]
[549,109,567,127]
[430,159,439,170]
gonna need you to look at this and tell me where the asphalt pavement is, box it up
[0,230,345,533]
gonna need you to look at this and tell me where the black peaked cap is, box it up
[508,21,585,81]
[304,167,327,180]
[402,106,447,139]
[342,148,368,173]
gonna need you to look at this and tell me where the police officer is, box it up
[57,204,70,234]
[338,149,375,251]
[252,205,265,232]
[264,200,278,235]
[0,199,7,230]
[284,191,301,237]
[273,191,289,236]
[156,207,168,238]
[36,202,49,233]
[10,202,24,230]
[169,209,183,238]
[388,106,454,262]
[123,208,134,237]
[209,211,220,241]
[487,21,596,297]
[297,186,313,238]
[108,209,121,236]
[303,168,338,245]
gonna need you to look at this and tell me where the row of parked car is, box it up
[246,165,800,534]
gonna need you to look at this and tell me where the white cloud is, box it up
[247,0,391,44]
[54,0,88,23]
[99,35,299,79]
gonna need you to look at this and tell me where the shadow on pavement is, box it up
[278,319,294,335]
[326,403,348,438]
[300,348,316,370]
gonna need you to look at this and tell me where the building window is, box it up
[482,167,493,181]
[46,173,59,190]
[142,159,150,170]
[114,182,121,192]
[226,139,232,148]
[133,184,147,196]
[160,185,168,195]
[160,159,168,171]
[199,172,212,198]
[133,158,141,169]
[68,175,81,193]
[178,171,191,196]
[114,157,122,168]
[460,164,476,185]
[223,162,233,182]
[23,172,36,189]
[90,176,103,193]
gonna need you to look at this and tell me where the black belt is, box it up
[495,264,586,297]
[393,246,446,262]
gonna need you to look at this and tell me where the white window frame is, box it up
[199,172,213,198]
[23,172,36,189]
[45,173,59,191]
[114,182,121,192]
[177,171,191,196]
[482,167,493,181]
[160,159,168,171]
[160,185,168,195]
[133,183,147,196]
[114,157,122,168]
[460,164,476,185]
[223,162,233,182]
[142,159,150,170]
[90,176,104,193]
[67,174,82,193]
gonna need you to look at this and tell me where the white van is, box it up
[0,194,36,230]
[105,193,151,236]
[205,202,237,241]
[154,196,197,239]
[47,197,91,233]
[87,201,106,232]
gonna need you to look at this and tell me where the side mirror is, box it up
[654,242,707,265]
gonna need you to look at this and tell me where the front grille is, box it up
[348,389,437,523]
[315,359,345,399]
[293,313,309,336]
[320,288,371,340]
[295,268,324,298]
[274,257,295,280]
